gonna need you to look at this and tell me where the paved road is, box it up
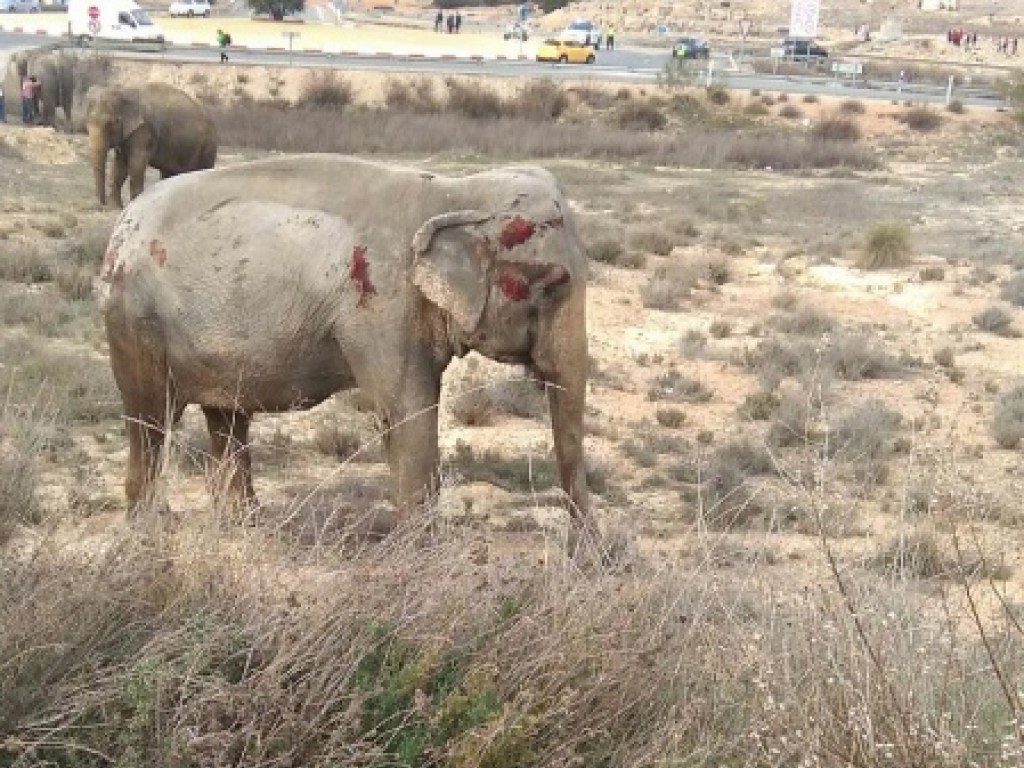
[0,30,1007,110]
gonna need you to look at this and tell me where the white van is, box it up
[68,0,166,45]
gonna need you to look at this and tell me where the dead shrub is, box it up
[589,239,643,268]
[312,423,365,460]
[991,383,1024,449]
[699,437,774,526]
[744,101,770,116]
[802,93,819,104]
[840,99,866,114]
[858,221,912,269]
[384,77,442,113]
[999,271,1024,307]
[628,226,675,255]
[297,71,353,110]
[641,263,696,310]
[770,304,836,336]
[0,241,54,283]
[779,104,804,119]
[918,265,945,282]
[705,86,730,105]
[445,78,503,119]
[656,406,687,428]
[829,398,903,483]
[973,304,1020,337]
[738,390,780,421]
[811,116,862,142]
[510,79,568,120]
[647,369,712,403]
[614,100,667,131]
[900,106,942,132]
[767,386,814,447]
[826,331,898,381]
[947,99,965,114]
[0,401,49,543]
[871,528,952,579]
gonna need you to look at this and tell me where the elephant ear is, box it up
[116,92,145,139]
[411,210,493,334]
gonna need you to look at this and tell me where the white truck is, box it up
[68,0,166,45]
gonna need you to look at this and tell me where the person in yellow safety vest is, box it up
[606,24,616,50]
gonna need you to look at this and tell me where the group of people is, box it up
[947,27,1018,56]
[434,9,462,33]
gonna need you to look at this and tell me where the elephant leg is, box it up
[127,150,148,203]
[110,151,129,209]
[202,407,257,520]
[380,382,442,523]
[125,414,170,515]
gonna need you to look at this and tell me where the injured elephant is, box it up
[97,155,595,539]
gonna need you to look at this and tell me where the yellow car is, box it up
[536,38,596,64]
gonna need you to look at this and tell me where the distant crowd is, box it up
[947,27,1018,56]
[434,9,462,34]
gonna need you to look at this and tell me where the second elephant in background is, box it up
[85,82,217,207]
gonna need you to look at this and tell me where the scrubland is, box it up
[1,60,1023,767]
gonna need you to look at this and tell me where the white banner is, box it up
[789,0,820,38]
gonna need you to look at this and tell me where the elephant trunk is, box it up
[89,130,108,206]
[534,286,593,534]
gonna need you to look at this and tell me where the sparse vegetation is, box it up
[778,104,804,119]
[973,304,1020,337]
[900,106,942,132]
[297,71,353,110]
[840,99,866,114]
[859,221,912,269]
[991,384,1024,449]
[647,369,713,403]
[1000,271,1024,307]
[614,100,667,131]
[811,115,862,142]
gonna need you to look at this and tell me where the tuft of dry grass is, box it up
[0,400,49,543]
[647,369,713,403]
[840,99,866,114]
[614,99,667,131]
[859,221,912,269]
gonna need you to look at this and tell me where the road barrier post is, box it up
[946,74,954,106]
[283,31,300,65]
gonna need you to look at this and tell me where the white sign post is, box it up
[283,31,301,65]
[788,0,820,39]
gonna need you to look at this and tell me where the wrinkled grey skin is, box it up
[97,155,593,537]
[4,51,75,129]
[85,83,217,208]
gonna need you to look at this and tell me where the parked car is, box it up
[783,38,828,59]
[503,22,528,41]
[0,0,41,12]
[168,0,210,16]
[561,19,602,49]
[671,36,710,59]
[536,37,595,64]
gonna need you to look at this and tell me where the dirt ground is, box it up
[1,57,1023,588]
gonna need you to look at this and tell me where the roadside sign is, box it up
[87,4,99,17]
[769,47,786,58]
[831,60,863,75]
[87,18,100,33]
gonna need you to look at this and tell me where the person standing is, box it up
[217,29,230,62]
[454,10,461,33]
[446,13,454,33]
[606,24,615,50]
[434,9,442,32]
[21,76,35,124]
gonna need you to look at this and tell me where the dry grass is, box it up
[811,115,862,142]
[859,221,913,269]
[0,400,49,543]
[973,304,1021,338]
[211,102,879,170]
[992,384,1024,449]
[999,271,1024,307]
[900,106,943,132]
